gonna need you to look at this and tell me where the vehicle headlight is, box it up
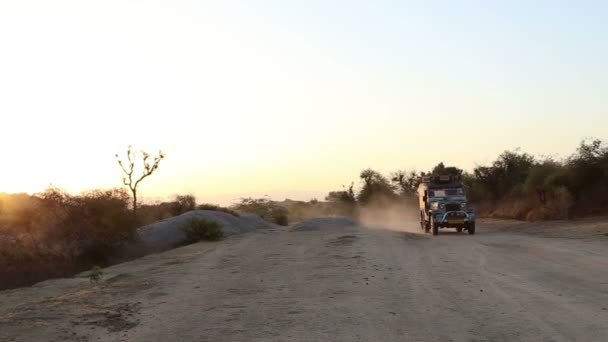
[460,202,467,209]
[431,202,439,210]
[439,203,446,209]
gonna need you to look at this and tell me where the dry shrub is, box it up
[474,187,575,222]
[526,187,573,221]
[0,187,136,290]
[488,199,532,220]
[170,194,197,216]
[548,186,574,219]
[231,197,289,226]
[137,199,241,226]
[197,203,240,217]
[277,200,345,222]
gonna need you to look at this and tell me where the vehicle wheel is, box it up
[420,212,425,231]
[431,217,438,236]
[468,222,476,235]
[456,227,463,233]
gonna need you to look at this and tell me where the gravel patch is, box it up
[137,210,276,249]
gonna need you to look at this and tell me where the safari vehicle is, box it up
[418,175,476,235]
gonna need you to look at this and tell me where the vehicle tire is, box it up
[468,222,476,235]
[456,227,463,233]
[420,212,425,231]
[431,217,438,236]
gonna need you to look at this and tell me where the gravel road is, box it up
[1,218,608,341]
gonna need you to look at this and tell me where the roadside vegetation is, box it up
[323,138,608,221]
[197,203,240,217]
[0,189,244,290]
[0,145,235,290]
[181,217,224,243]
[464,139,608,220]
[230,197,289,226]
[0,187,136,290]
[1,138,606,290]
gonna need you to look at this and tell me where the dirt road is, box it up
[1,218,608,341]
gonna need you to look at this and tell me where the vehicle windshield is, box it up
[430,188,463,197]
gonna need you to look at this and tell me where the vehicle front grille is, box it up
[446,203,461,212]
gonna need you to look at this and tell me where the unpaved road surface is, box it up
[1,218,608,341]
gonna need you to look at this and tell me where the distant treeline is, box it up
[322,138,608,221]
[464,139,608,220]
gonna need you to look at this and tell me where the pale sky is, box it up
[1,1,606,205]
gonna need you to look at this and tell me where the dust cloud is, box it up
[358,202,422,234]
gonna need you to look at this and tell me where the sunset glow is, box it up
[1,1,606,204]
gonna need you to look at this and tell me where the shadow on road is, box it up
[434,230,476,237]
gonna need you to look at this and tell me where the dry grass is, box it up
[0,188,136,290]
[474,187,576,222]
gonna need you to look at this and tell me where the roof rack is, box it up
[420,175,462,184]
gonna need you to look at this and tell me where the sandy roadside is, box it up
[1,219,607,341]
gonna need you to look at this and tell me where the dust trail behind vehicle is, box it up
[358,202,422,234]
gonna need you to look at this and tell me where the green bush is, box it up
[181,217,223,243]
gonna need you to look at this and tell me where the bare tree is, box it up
[116,146,165,217]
